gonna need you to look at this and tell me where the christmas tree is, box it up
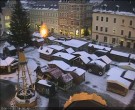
[10,0,31,46]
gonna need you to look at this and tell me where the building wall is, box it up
[58,0,93,38]
[92,12,135,49]
[2,0,16,33]
[0,13,4,36]
[29,9,59,34]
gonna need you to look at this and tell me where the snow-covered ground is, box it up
[0,45,135,107]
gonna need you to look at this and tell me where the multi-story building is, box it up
[58,0,93,37]
[2,0,16,33]
[29,1,59,34]
[0,12,4,36]
[92,1,135,49]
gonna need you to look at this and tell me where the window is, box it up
[122,19,124,24]
[96,16,99,20]
[96,26,98,31]
[5,16,10,20]
[113,29,115,34]
[105,27,108,32]
[100,27,103,31]
[114,18,116,23]
[121,30,124,35]
[104,36,107,42]
[134,43,135,49]
[128,31,131,38]
[112,38,116,44]
[130,20,132,26]
[101,17,103,21]
[106,17,108,22]
[96,35,98,40]
[127,42,131,48]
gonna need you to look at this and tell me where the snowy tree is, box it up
[10,0,31,46]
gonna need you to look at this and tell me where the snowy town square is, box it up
[0,0,135,109]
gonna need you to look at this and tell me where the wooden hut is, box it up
[107,75,131,96]
[122,70,135,89]
[94,49,109,57]
[97,55,112,71]
[66,67,86,85]
[0,57,18,74]
[35,79,56,97]
[47,45,65,52]
[38,46,56,61]
[87,60,106,76]
[3,45,17,56]
[64,92,107,110]
[58,73,73,91]
[108,50,130,62]
[36,39,44,48]
[47,36,56,44]
[129,54,135,63]
[52,52,76,65]
[62,48,75,54]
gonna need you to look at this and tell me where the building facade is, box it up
[29,1,59,34]
[92,1,135,49]
[2,0,16,33]
[0,12,4,36]
[58,0,93,38]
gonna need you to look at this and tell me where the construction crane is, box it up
[15,49,37,107]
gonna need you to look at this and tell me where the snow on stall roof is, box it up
[65,48,75,54]
[98,55,112,64]
[88,43,111,51]
[107,67,125,77]
[110,50,130,57]
[47,45,64,51]
[61,73,73,83]
[48,60,70,71]
[4,41,10,47]
[94,60,106,68]
[52,52,75,60]
[107,75,131,89]
[63,39,87,48]
[118,62,135,71]
[38,46,54,55]
[37,38,44,42]
[48,36,56,41]
[38,79,52,87]
[5,57,15,65]
[32,32,42,38]
[66,66,86,76]
[0,59,7,66]
[73,51,98,60]
[130,54,135,60]
[123,70,135,81]
[7,46,16,50]
[96,49,108,53]
[80,56,91,64]
[54,39,64,43]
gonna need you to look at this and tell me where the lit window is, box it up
[5,22,10,28]
[5,16,10,20]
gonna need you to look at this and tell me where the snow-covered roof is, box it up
[66,66,86,76]
[93,9,135,17]
[110,50,130,57]
[38,80,52,87]
[123,70,135,81]
[118,62,135,71]
[48,60,70,71]
[79,56,91,64]
[130,54,135,60]
[73,51,98,60]
[48,36,56,41]
[0,57,15,66]
[61,73,73,83]
[4,41,10,47]
[37,38,44,42]
[98,55,112,64]
[107,75,131,89]
[96,49,108,53]
[65,48,75,54]
[88,44,111,51]
[94,60,106,68]
[7,46,16,50]
[38,46,54,55]
[52,52,75,60]
[47,45,64,51]
[107,67,125,77]
[32,32,42,38]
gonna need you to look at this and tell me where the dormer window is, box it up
[116,5,119,11]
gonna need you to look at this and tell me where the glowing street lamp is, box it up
[40,23,48,38]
